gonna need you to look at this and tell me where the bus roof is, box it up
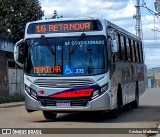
[26,18,100,25]
[26,18,141,41]
[106,20,141,41]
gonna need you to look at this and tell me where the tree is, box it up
[51,10,63,19]
[45,10,63,20]
[0,0,44,42]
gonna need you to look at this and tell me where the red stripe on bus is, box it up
[50,89,94,98]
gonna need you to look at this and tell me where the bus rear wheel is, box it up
[131,85,139,109]
[43,111,57,120]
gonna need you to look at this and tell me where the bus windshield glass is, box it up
[24,35,108,76]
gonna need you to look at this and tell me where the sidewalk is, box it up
[0,102,25,108]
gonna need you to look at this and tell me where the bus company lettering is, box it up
[34,66,61,74]
[36,23,91,33]
[65,40,105,46]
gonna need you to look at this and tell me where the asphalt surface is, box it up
[0,88,160,137]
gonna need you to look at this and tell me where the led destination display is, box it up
[27,20,103,34]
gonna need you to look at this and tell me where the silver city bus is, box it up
[14,18,146,120]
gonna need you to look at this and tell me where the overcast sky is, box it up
[39,0,160,69]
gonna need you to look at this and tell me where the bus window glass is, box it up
[123,36,128,61]
[115,33,120,60]
[132,40,136,62]
[128,38,133,61]
[134,41,139,62]
[137,42,141,62]
[118,34,122,60]
[126,37,131,62]
[131,40,135,62]
[140,42,143,62]
[120,35,126,61]
[25,35,108,76]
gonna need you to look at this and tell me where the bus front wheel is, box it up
[43,111,57,120]
[110,91,122,119]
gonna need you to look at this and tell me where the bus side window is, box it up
[133,40,137,62]
[131,40,135,62]
[107,36,112,62]
[118,33,122,60]
[120,35,126,61]
[140,42,144,63]
[126,37,131,62]
[134,41,139,62]
[115,33,121,61]
[128,38,133,62]
[137,42,141,63]
[123,36,128,61]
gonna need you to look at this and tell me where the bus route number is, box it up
[36,25,46,33]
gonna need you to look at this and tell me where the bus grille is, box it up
[33,79,95,88]
[38,97,90,107]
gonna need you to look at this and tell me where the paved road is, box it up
[0,88,160,137]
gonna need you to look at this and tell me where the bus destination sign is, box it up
[27,20,102,34]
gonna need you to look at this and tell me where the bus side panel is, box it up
[136,64,146,96]
[110,62,140,109]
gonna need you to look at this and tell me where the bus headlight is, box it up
[30,89,37,99]
[92,83,108,100]
[25,85,37,99]
[92,90,99,99]
[25,85,30,94]
[100,83,108,94]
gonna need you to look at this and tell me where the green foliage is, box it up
[0,93,24,104]
[0,0,44,42]
[51,10,63,19]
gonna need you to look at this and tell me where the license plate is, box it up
[56,101,70,107]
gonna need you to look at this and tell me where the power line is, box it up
[75,0,111,17]
[142,0,154,14]
[154,0,160,12]
[141,0,160,41]
[80,0,111,17]
[76,0,106,16]
[74,0,107,17]
[99,0,117,18]
[142,0,160,22]
[120,22,159,26]
[142,3,160,22]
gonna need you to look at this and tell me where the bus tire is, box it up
[111,87,122,119]
[43,111,57,120]
[131,84,139,109]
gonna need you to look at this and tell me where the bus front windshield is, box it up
[24,35,108,76]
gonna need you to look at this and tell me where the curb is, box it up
[0,102,25,108]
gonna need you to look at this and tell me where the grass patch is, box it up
[0,93,24,104]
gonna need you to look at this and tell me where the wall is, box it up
[0,52,8,94]
[0,37,24,95]
[8,69,24,95]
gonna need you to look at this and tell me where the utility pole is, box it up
[154,0,160,13]
[133,0,141,39]
[151,0,160,41]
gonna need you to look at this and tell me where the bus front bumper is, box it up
[25,90,111,112]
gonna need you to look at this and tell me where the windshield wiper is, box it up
[41,35,55,55]
[69,33,86,55]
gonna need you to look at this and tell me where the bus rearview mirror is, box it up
[14,39,25,67]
